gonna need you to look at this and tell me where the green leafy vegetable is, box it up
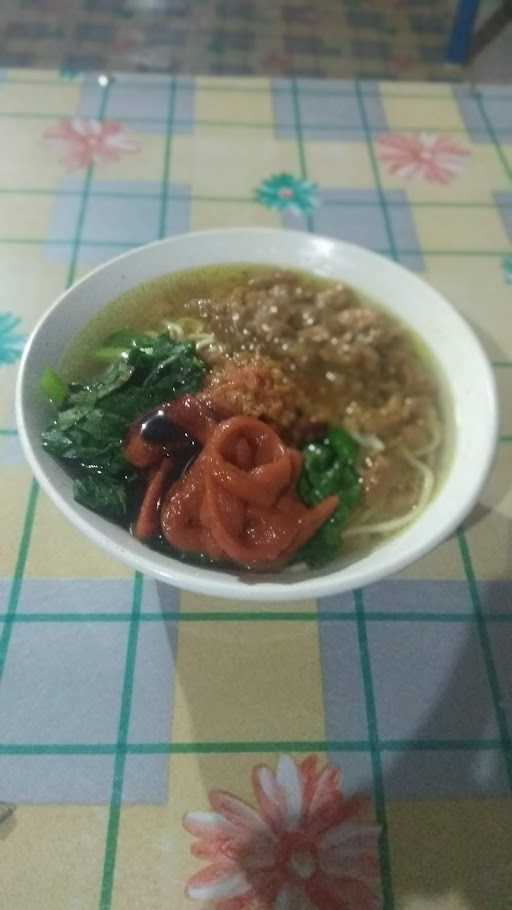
[40,367,68,407]
[298,427,361,567]
[41,333,207,524]
[94,330,158,364]
[74,475,129,522]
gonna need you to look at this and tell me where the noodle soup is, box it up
[41,265,449,572]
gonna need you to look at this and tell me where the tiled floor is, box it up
[0,2,510,82]
[0,0,473,81]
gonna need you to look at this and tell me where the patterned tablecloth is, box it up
[0,70,511,910]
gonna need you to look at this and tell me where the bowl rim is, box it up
[16,227,499,601]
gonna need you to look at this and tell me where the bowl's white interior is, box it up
[16,229,498,601]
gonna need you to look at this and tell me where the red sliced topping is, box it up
[133,457,175,541]
[161,415,337,569]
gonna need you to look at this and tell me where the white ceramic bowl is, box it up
[16,228,498,601]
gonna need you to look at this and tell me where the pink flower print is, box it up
[376,132,470,185]
[43,118,141,171]
[183,754,381,909]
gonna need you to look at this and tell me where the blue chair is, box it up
[447,0,512,64]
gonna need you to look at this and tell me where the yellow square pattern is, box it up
[414,206,509,253]
[195,77,271,94]
[0,467,33,575]
[8,69,61,82]
[497,370,512,437]
[181,591,318,613]
[172,621,326,742]
[423,254,512,361]
[1,807,107,910]
[380,82,453,98]
[306,140,375,188]
[466,446,512,580]
[0,243,67,328]
[398,536,466,581]
[0,82,79,115]
[388,801,512,909]
[190,198,280,229]
[0,193,55,241]
[195,86,274,124]
[502,142,512,173]
[25,490,132,579]
[0,365,19,427]
[172,128,300,197]
[382,96,466,132]
[0,118,73,190]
